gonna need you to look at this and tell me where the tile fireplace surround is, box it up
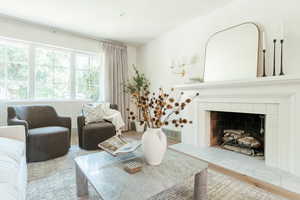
[174,75,300,194]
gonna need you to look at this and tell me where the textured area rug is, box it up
[27,145,288,200]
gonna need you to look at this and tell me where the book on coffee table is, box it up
[98,136,141,156]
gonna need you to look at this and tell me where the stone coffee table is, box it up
[75,148,208,200]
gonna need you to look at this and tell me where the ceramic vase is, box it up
[141,128,167,165]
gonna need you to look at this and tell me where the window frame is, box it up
[74,52,101,101]
[0,36,101,101]
[0,40,30,100]
[34,46,72,100]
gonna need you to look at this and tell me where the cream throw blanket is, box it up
[83,103,125,135]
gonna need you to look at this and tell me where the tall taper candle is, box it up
[263,49,266,77]
[273,39,277,76]
[279,39,285,75]
[262,32,266,50]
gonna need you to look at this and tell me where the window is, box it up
[35,48,71,99]
[75,54,100,101]
[0,41,29,99]
[0,37,102,101]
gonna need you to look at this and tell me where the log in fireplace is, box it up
[210,111,265,158]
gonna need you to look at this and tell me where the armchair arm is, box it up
[57,116,72,131]
[110,104,118,110]
[7,118,28,135]
[0,125,26,142]
[77,115,85,133]
[77,115,85,148]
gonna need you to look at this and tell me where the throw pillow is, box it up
[82,103,106,124]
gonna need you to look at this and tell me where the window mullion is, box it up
[70,53,76,99]
[4,46,7,99]
[52,51,55,97]
[28,45,35,99]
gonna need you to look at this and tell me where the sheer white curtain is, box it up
[101,41,129,130]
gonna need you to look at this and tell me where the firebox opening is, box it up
[210,111,265,159]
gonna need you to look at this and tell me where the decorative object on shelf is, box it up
[127,88,199,165]
[279,22,285,76]
[123,65,150,133]
[262,49,267,77]
[272,39,277,76]
[170,60,187,77]
[279,39,285,76]
[189,77,204,82]
[170,55,199,78]
[262,32,267,77]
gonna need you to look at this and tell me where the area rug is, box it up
[27,145,288,200]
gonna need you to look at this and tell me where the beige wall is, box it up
[137,0,300,90]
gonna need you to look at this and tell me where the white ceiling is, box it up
[0,0,233,46]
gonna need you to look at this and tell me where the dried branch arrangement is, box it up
[127,88,199,129]
[123,65,150,122]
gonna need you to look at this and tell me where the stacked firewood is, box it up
[221,129,262,156]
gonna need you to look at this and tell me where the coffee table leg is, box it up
[76,163,89,197]
[193,168,208,200]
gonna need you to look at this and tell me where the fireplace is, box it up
[210,111,265,158]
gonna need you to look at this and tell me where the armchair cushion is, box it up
[83,121,115,132]
[29,126,69,136]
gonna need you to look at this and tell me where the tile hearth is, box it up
[170,143,300,195]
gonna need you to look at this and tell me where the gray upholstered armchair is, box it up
[77,104,118,150]
[7,105,71,162]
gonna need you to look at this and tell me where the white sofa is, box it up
[0,126,27,200]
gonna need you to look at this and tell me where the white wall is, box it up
[0,16,137,127]
[137,0,300,90]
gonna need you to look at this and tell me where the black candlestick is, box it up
[262,49,266,77]
[279,39,285,76]
[272,39,277,76]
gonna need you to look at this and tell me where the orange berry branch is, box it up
[127,88,199,129]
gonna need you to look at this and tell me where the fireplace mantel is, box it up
[176,74,300,177]
[175,75,300,90]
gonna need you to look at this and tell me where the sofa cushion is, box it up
[17,157,27,200]
[0,137,25,163]
[29,126,69,136]
[0,183,19,200]
[0,155,19,184]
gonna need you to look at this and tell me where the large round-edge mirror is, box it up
[204,22,260,82]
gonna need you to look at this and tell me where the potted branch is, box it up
[127,88,199,165]
[124,65,150,133]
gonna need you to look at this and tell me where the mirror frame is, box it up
[203,22,260,82]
